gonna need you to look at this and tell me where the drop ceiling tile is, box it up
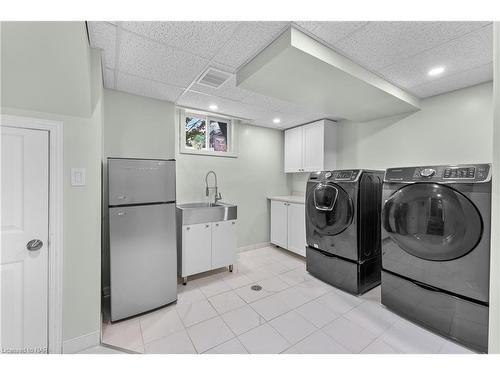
[177,90,255,120]
[119,30,209,88]
[116,72,185,102]
[121,21,240,59]
[379,24,493,92]
[294,21,368,44]
[213,22,289,69]
[241,93,309,116]
[252,111,335,129]
[104,68,115,89]
[190,74,252,102]
[333,21,491,71]
[88,21,117,69]
[408,63,493,98]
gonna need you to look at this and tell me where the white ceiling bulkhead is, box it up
[88,21,492,128]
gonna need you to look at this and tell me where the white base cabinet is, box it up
[287,203,306,256]
[270,200,306,257]
[180,220,237,282]
[270,200,288,248]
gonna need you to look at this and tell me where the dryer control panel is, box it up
[384,164,491,183]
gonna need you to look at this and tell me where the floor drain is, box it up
[251,285,262,291]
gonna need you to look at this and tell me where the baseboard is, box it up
[62,330,100,354]
[237,242,270,253]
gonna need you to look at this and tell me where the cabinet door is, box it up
[303,122,324,172]
[271,200,288,248]
[287,203,306,257]
[182,223,212,277]
[284,126,304,173]
[212,220,237,269]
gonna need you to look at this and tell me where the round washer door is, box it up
[382,183,483,261]
[306,182,354,236]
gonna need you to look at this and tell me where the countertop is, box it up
[268,194,305,204]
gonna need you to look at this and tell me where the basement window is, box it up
[180,110,237,157]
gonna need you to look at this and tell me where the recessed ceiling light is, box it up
[273,118,281,124]
[428,66,445,76]
[209,104,218,111]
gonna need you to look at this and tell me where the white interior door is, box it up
[1,126,49,353]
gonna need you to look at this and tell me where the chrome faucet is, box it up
[205,170,222,204]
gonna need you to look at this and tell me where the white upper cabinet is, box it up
[284,126,304,173]
[284,119,337,173]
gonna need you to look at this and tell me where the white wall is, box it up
[1,22,103,349]
[175,117,291,248]
[488,22,500,354]
[290,82,493,194]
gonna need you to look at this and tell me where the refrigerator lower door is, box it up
[110,203,177,321]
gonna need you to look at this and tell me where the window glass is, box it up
[208,119,228,152]
[185,116,206,150]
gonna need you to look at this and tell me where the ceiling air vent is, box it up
[197,68,231,88]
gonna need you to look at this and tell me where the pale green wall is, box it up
[337,82,493,170]
[175,117,291,247]
[1,22,95,117]
[103,89,176,159]
[291,82,493,193]
[1,21,103,344]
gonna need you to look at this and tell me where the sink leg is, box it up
[229,265,234,272]
[182,277,187,285]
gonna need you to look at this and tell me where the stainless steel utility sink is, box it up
[176,202,237,225]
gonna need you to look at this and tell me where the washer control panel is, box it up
[332,170,359,181]
[309,170,361,182]
[385,164,490,183]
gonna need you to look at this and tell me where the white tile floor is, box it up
[101,245,476,354]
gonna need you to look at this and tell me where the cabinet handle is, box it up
[205,224,210,228]
[186,227,190,230]
[232,222,235,225]
[215,223,219,227]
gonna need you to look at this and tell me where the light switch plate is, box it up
[71,168,86,186]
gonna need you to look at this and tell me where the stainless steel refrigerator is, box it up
[108,158,177,322]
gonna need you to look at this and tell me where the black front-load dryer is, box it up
[380,164,491,352]
[305,169,384,295]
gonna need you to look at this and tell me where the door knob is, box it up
[26,239,43,251]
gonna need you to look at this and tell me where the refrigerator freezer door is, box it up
[110,203,177,321]
[108,158,175,206]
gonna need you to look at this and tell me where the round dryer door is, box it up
[382,183,483,261]
[306,182,354,235]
